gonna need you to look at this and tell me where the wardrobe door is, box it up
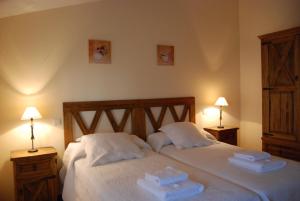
[262,35,300,141]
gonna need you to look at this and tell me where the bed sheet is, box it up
[160,143,300,201]
[64,150,261,201]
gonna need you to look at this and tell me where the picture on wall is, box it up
[89,40,111,64]
[157,45,174,65]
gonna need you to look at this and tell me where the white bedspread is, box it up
[63,149,262,201]
[160,143,300,201]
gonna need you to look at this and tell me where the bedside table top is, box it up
[11,147,57,161]
[204,126,239,131]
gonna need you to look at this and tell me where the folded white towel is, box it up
[145,166,188,186]
[137,178,204,201]
[234,150,271,161]
[228,157,287,173]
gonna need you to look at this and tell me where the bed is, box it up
[62,144,262,201]
[160,143,300,201]
[61,97,262,201]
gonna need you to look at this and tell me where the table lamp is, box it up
[214,97,228,128]
[21,106,42,152]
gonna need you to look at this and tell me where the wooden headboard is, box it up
[63,97,195,148]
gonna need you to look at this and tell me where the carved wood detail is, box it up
[145,105,190,132]
[63,97,195,148]
[105,109,131,132]
[145,106,167,132]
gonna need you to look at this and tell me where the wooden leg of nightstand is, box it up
[47,177,58,201]
[57,195,63,201]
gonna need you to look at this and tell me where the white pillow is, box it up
[129,134,152,150]
[147,132,172,152]
[159,122,213,149]
[201,129,217,140]
[77,133,151,150]
[81,133,144,166]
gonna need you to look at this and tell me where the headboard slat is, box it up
[105,109,131,132]
[168,105,180,122]
[157,106,168,129]
[89,110,103,132]
[180,105,189,121]
[145,106,168,132]
[72,112,89,134]
[131,107,146,141]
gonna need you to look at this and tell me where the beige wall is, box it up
[0,0,240,200]
[239,0,300,150]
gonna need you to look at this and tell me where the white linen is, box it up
[147,132,172,152]
[228,157,286,173]
[234,150,271,161]
[62,149,261,201]
[137,178,203,201]
[201,129,217,141]
[59,142,86,183]
[145,166,188,186]
[159,122,213,149]
[129,134,152,150]
[81,133,144,166]
[161,143,300,201]
[60,142,86,201]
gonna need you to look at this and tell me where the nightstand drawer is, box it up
[16,158,56,180]
[219,132,234,141]
[204,127,238,146]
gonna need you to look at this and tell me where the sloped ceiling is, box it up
[0,0,101,19]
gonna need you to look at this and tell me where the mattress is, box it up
[160,143,300,201]
[64,150,261,201]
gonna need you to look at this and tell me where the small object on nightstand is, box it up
[204,127,238,145]
[21,106,42,153]
[214,97,228,128]
[10,147,58,201]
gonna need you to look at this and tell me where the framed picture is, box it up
[89,40,111,64]
[157,45,174,65]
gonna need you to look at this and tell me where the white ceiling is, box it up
[0,0,101,19]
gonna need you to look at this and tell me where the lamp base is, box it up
[28,148,38,153]
[217,126,224,129]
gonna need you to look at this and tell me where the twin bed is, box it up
[61,97,300,201]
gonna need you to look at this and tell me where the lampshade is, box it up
[21,106,42,120]
[215,97,228,106]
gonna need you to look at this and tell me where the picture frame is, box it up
[157,45,174,65]
[89,40,111,64]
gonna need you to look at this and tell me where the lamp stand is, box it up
[217,106,224,128]
[28,118,38,153]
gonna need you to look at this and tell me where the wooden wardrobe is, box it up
[259,27,300,161]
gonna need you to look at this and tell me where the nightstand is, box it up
[204,127,239,145]
[10,147,58,201]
